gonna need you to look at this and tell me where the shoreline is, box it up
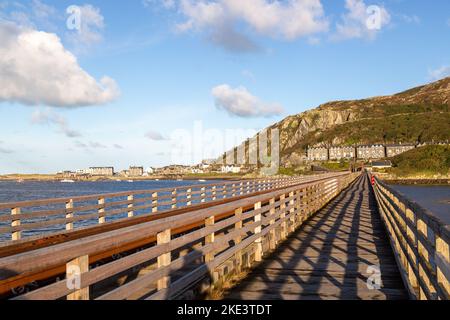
[0,174,245,182]
[384,178,450,186]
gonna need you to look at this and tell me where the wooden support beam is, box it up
[127,195,134,217]
[205,216,215,264]
[157,229,171,290]
[171,189,177,209]
[200,187,206,203]
[269,198,276,250]
[280,194,287,240]
[234,207,243,273]
[289,191,295,233]
[254,202,262,262]
[66,199,74,231]
[186,188,192,206]
[66,255,89,300]
[11,207,21,241]
[211,186,216,201]
[98,197,105,224]
[152,192,158,213]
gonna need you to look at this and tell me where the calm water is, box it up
[390,185,450,224]
[0,179,221,203]
[0,179,223,241]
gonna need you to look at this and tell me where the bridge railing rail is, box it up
[3,172,358,300]
[373,177,449,300]
[0,176,329,242]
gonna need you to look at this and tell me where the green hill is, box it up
[220,77,450,168]
[387,145,450,177]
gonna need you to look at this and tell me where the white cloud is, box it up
[89,141,107,149]
[145,130,167,141]
[167,0,329,51]
[0,21,120,107]
[31,109,82,138]
[212,84,283,118]
[0,141,13,154]
[68,4,105,47]
[428,65,450,81]
[333,0,390,40]
[31,0,56,21]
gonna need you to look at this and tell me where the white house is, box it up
[221,165,241,174]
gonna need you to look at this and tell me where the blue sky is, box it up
[0,0,449,173]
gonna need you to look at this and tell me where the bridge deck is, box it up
[225,174,408,300]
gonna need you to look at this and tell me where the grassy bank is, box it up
[385,145,450,179]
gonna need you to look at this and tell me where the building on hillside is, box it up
[329,146,356,160]
[89,167,114,176]
[357,145,385,160]
[370,160,393,169]
[307,147,329,161]
[386,144,416,158]
[221,165,241,174]
[129,166,144,177]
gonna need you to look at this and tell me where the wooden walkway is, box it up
[225,174,408,300]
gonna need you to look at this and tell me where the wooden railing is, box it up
[1,172,358,300]
[0,176,327,242]
[373,176,449,300]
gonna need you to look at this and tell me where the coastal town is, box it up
[51,141,450,180]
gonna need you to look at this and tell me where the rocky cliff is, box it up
[223,77,450,168]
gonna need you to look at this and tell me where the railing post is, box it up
[234,207,243,272]
[66,255,89,300]
[269,198,276,250]
[186,188,192,206]
[254,202,262,262]
[436,234,449,298]
[239,182,244,195]
[289,191,295,233]
[200,187,206,203]
[205,216,215,263]
[212,186,216,201]
[246,181,250,194]
[127,195,134,217]
[66,199,74,230]
[11,207,21,241]
[157,229,171,290]
[280,194,287,240]
[171,189,177,209]
[295,190,301,227]
[222,185,227,199]
[231,184,236,197]
[98,197,105,224]
[152,192,158,213]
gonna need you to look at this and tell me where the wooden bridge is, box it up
[0,172,448,300]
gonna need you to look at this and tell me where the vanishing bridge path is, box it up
[226,174,407,300]
[0,172,448,300]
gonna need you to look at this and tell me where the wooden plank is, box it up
[66,255,89,300]
[225,174,408,301]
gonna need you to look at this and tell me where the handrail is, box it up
[0,176,333,242]
[372,175,449,300]
[2,172,359,300]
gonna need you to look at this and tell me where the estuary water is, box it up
[0,179,221,203]
[390,185,450,224]
[0,179,223,241]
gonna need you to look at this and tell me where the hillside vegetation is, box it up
[221,77,450,168]
[387,145,450,177]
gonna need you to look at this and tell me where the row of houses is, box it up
[307,143,422,161]
[62,166,151,178]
